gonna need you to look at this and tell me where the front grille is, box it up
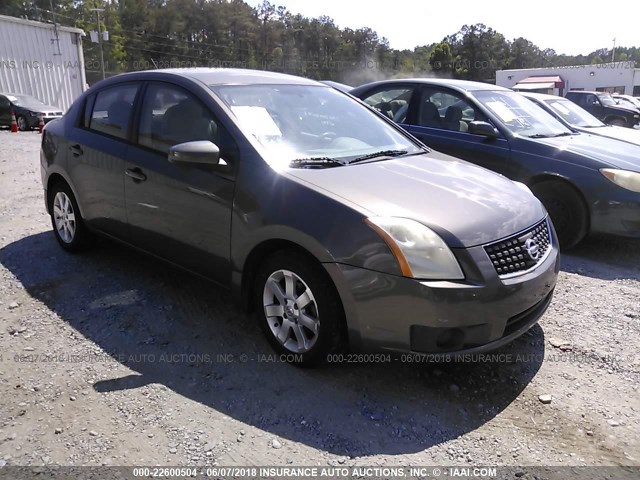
[485,219,551,277]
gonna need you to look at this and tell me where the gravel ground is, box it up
[0,130,638,469]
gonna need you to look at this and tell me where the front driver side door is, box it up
[124,82,237,285]
[0,95,12,127]
[404,86,515,178]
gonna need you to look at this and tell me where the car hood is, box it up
[578,125,640,149]
[607,104,639,114]
[286,151,547,248]
[16,102,61,113]
[529,133,640,172]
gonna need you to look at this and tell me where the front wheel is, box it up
[531,181,588,250]
[254,250,344,367]
[49,182,93,252]
[16,115,28,131]
[607,117,626,127]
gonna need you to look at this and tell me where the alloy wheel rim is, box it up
[17,117,26,130]
[53,192,76,243]
[262,269,320,353]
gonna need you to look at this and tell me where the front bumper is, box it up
[590,195,640,238]
[27,115,62,128]
[324,222,560,354]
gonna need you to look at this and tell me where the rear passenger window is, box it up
[86,84,139,140]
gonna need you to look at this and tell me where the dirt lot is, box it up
[0,130,639,470]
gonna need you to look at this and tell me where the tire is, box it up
[16,115,28,131]
[254,250,344,367]
[49,181,93,252]
[531,181,588,250]
[607,117,626,127]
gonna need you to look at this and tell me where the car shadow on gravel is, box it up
[1,232,545,457]
[561,236,640,281]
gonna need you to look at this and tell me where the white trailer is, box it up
[0,14,86,112]
[496,62,640,97]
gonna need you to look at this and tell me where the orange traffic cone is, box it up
[10,110,18,133]
[38,114,45,134]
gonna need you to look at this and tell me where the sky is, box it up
[245,0,638,56]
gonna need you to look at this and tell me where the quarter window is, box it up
[86,84,139,139]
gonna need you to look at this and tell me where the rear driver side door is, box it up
[124,82,237,285]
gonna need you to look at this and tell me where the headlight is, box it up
[365,217,464,280]
[29,111,38,117]
[600,168,640,193]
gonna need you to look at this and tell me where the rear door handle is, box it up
[69,144,83,156]
[125,168,147,182]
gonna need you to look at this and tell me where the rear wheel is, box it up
[531,181,588,250]
[49,182,93,252]
[254,250,344,367]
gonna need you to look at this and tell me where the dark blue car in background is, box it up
[351,79,640,249]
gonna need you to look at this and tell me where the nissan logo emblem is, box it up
[525,238,540,260]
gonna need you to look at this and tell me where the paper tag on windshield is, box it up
[231,106,282,137]
[485,101,517,122]
[549,102,571,115]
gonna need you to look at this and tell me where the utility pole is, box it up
[90,8,106,79]
[611,38,616,63]
[49,0,62,55]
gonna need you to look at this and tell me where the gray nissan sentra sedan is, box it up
[40,68,559,366]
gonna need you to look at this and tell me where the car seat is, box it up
[443,106,468,132]
[419,101,442,128]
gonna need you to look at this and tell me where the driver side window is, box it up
[417,88,485,132]
[361,87,414,123]
[138,83,238,164]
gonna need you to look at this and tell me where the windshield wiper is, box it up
[551,132,574,137]
[348,149,410,164]
[289,157,345,168]
[526,134,550,138]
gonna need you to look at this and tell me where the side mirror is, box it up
[469,121,499,139]
[168,141,222,166]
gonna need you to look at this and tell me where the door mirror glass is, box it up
[168,141,221,166]
[469,121,499,138]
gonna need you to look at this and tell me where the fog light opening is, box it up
[436,328,465,350]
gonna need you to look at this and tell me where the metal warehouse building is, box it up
[496,62,640,97]
[0,14,86,112]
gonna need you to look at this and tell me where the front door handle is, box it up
[69,144,83,157]
[125,168,147,182]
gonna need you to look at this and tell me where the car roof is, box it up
[352,78,508,93]
[107,68,325,86]
[520,92,566,101]
[567,90,610,95]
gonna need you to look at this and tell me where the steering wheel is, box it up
[320,131,337,142]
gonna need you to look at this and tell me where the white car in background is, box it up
[522,92,640,146]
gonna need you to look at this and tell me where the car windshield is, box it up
[542,98,605,128]
[597,94,617,106]
[210,84,422,167]
[474,90,572,137]
[616,96,640,108]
